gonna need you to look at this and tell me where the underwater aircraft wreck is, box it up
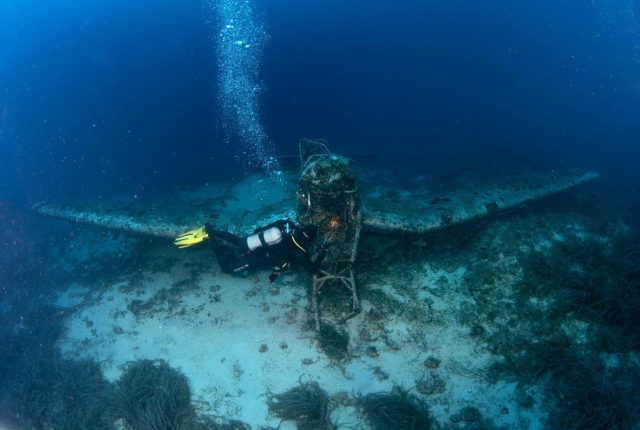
[33,138,599,329]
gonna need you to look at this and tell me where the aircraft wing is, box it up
[33,165,599,238]
[32,172,298,238]
[359,169,599,234]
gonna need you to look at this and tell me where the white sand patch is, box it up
[58,254,360,426]
[54,243,547,429]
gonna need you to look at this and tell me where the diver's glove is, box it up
[174,225,209,249]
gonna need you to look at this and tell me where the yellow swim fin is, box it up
[174,225,209,249]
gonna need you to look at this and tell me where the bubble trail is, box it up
[211,0,281,178]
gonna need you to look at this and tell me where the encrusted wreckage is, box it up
[297,139,362,330]
[32,138,599,330]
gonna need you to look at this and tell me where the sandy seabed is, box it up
[50,213,575,430]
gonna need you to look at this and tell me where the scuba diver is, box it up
[174,220,326,282]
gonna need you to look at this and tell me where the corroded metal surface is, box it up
[32,145,599,240]
[32,141,600,332]
[361,170,599,234]
[33,173,297,238]
[297,153,361,263]
[296,138,362,329]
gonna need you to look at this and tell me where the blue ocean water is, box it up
[1,0,638,202]
[1,1,640,429]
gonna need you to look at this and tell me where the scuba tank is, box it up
[246,226,283,251]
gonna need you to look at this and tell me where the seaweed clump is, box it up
[483,231,640,429]
[0,305,115,430]
[519,235,640,352]
[7,356,115,430]
[318,322,350,361]
[267,381,333,430]
[358,387,432,430]
[196,416,252,430]
[112,359,197,430]
[546,357,640,430]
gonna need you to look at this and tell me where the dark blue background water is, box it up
[1,0,639,204]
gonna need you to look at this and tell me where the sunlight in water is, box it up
[210,0,281,179]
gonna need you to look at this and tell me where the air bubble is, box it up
[209,0,282,181]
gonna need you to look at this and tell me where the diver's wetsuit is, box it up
[204,220,325,276]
